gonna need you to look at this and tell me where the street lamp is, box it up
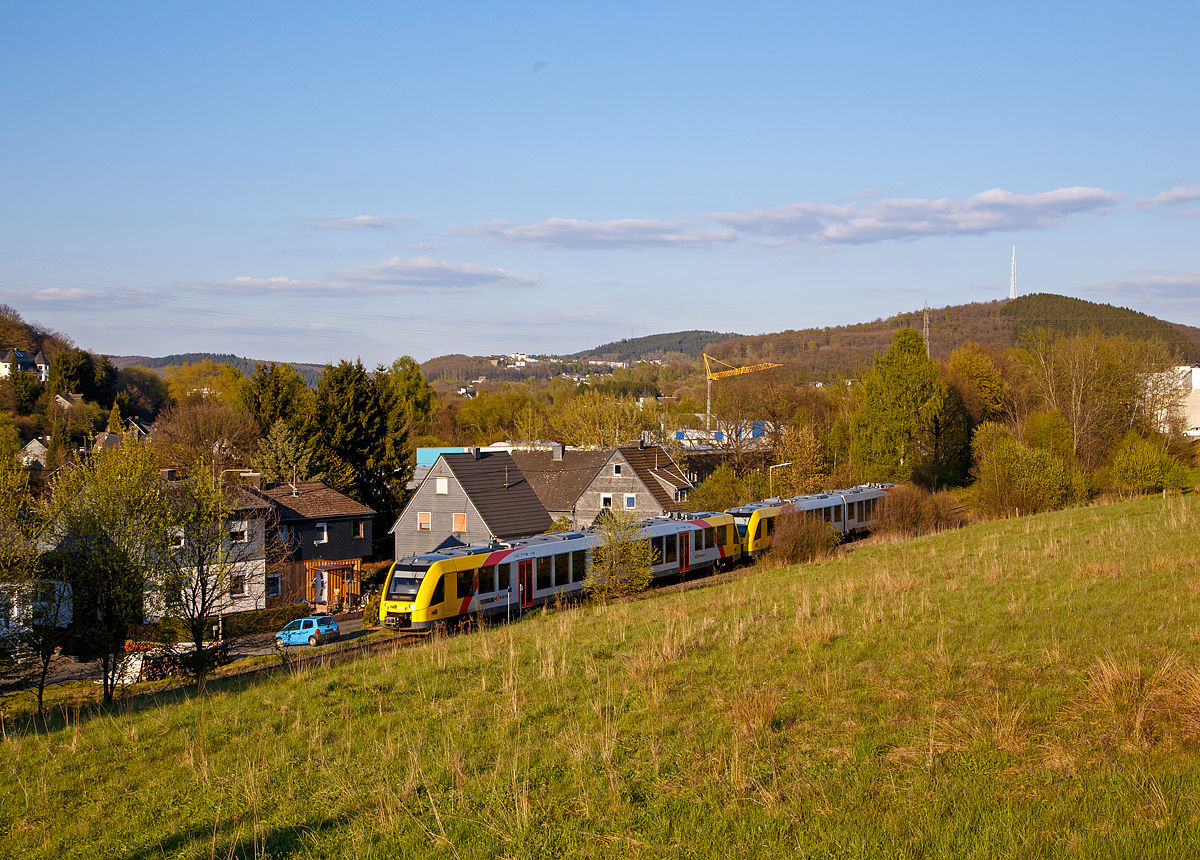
[768,462,792,496]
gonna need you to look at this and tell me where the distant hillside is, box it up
[571,330,743,363]
[704,294,1200,379]
[109,353,325,386]
[1000,293,1200,361]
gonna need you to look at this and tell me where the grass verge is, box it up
[4,495,1200,857]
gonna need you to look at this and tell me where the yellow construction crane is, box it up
[702,353,782,431]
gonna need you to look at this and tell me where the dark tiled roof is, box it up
[510,449,610,514]
[249,481,375,522]
[617,445,694,512]
[442,451,551,537]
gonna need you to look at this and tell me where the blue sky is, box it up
[1,1,1197,365]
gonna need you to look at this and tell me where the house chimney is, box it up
[551,442,563,461]
[242,472,265,489]
[160,468,177,482]
[469,446,480,460]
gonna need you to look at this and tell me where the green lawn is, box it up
[5,495,1200,858]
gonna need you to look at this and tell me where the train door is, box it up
[678,533,690,573]
[518,560,534,609]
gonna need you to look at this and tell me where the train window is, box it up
[664,534,677,564]
[754,520,763,542]
[478,565,496,594]
[651,536,663,564]
[704,528,715,550]
[693,531,701,552]
[429,575,445,606]
[572,550,587,582]
[834,506,841,523]
[716,524,727,546]
[537,556,552,591]
[766,517,775,537]
[554,553,569,587]
[498,563,511,593]
[457,569,475,599]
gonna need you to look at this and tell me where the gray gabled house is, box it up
[511,444,610,527]
[390,449,551,560]
[573,442,694,526]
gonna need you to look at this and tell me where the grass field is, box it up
[5,494,1200,858]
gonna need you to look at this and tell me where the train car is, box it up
[680,512,741,569]
[725,499,786,559]
[380,517,730,631]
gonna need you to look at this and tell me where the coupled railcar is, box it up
[380,513,739,631]
[379,486,891,631]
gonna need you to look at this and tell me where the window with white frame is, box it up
[229,574,246,596]
[228,522,248,543]
[625,494,636,509]
[452,513,466,533]
[601,494,612,508]
[613,464,621,476]
[417,512,431,531]
[314,523,328,544]
[435,476,449,495]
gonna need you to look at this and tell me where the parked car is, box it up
[275,616,340,648]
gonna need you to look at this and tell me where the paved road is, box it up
[43,617,370,687]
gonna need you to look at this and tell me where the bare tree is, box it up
[159,469,272,683]
[154,402,259,477]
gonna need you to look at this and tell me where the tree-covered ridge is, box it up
[1001,293,1200,361]
[108,353,324,386]
[570,330,744,363]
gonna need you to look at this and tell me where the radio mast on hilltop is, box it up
[1010,246,1017,299]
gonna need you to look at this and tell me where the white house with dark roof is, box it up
[0,349,49,382]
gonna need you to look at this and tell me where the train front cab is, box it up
[381,551,490,632]
[726,502,783,560]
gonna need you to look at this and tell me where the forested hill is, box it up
[570,330,743,363]
[109,353,325,386]
[1000,293,1200,360]
[702,294,1200,380]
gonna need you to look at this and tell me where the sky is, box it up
[1,1,1198,366]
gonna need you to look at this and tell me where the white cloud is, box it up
[333,255,539,292]
[181,255,538,298]
[1078,268,1200,299]
[1133,184,1200,209]
[449,218,737,250]
[11,286,162,311]
[709,186,1122,246]
[318,214,413,230]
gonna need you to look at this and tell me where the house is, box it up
[390,449,551,560]
[125,417,153,439]
[93,432,123,453]
[246,481,376,610]
[54,393,85,411]
[0,349,49,382]
[1178,366,1200,436]
[573,442,694,526]
[20,437,49,470]
[511,444,610,527]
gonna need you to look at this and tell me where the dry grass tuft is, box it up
[1073,653,1177,747]
[730,686,784,739]
[1073,559,1122,579]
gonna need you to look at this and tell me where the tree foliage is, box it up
[45,441,172,704]
[153,402,260,477]
[850,329,946,483]
[252,420,321,483]
[1107,433,1191,497]
[241,363,313,435]
[771,425,826,497]
[585,507,654,601]
[971,422,1088,518]
[948,342,1006,421]
[162,359,248,407]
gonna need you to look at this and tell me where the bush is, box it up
[1109,432,1192,496]
[362,589,382,628]
[767,511,840,565]
[875,485,963,537]
[221,603,309,639]
[972,422,1086,518]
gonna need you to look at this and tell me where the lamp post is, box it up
[768,462,792,496]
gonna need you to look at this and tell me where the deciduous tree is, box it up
[586,507,654,602]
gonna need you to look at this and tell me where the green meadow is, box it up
[5,494,1200,858]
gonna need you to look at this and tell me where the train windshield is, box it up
[386,557,438,600]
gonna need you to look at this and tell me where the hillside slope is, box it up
[6,495,1200,857]
[108,353,325,386]
[705,294,1200,379]
[570,330,743,363]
